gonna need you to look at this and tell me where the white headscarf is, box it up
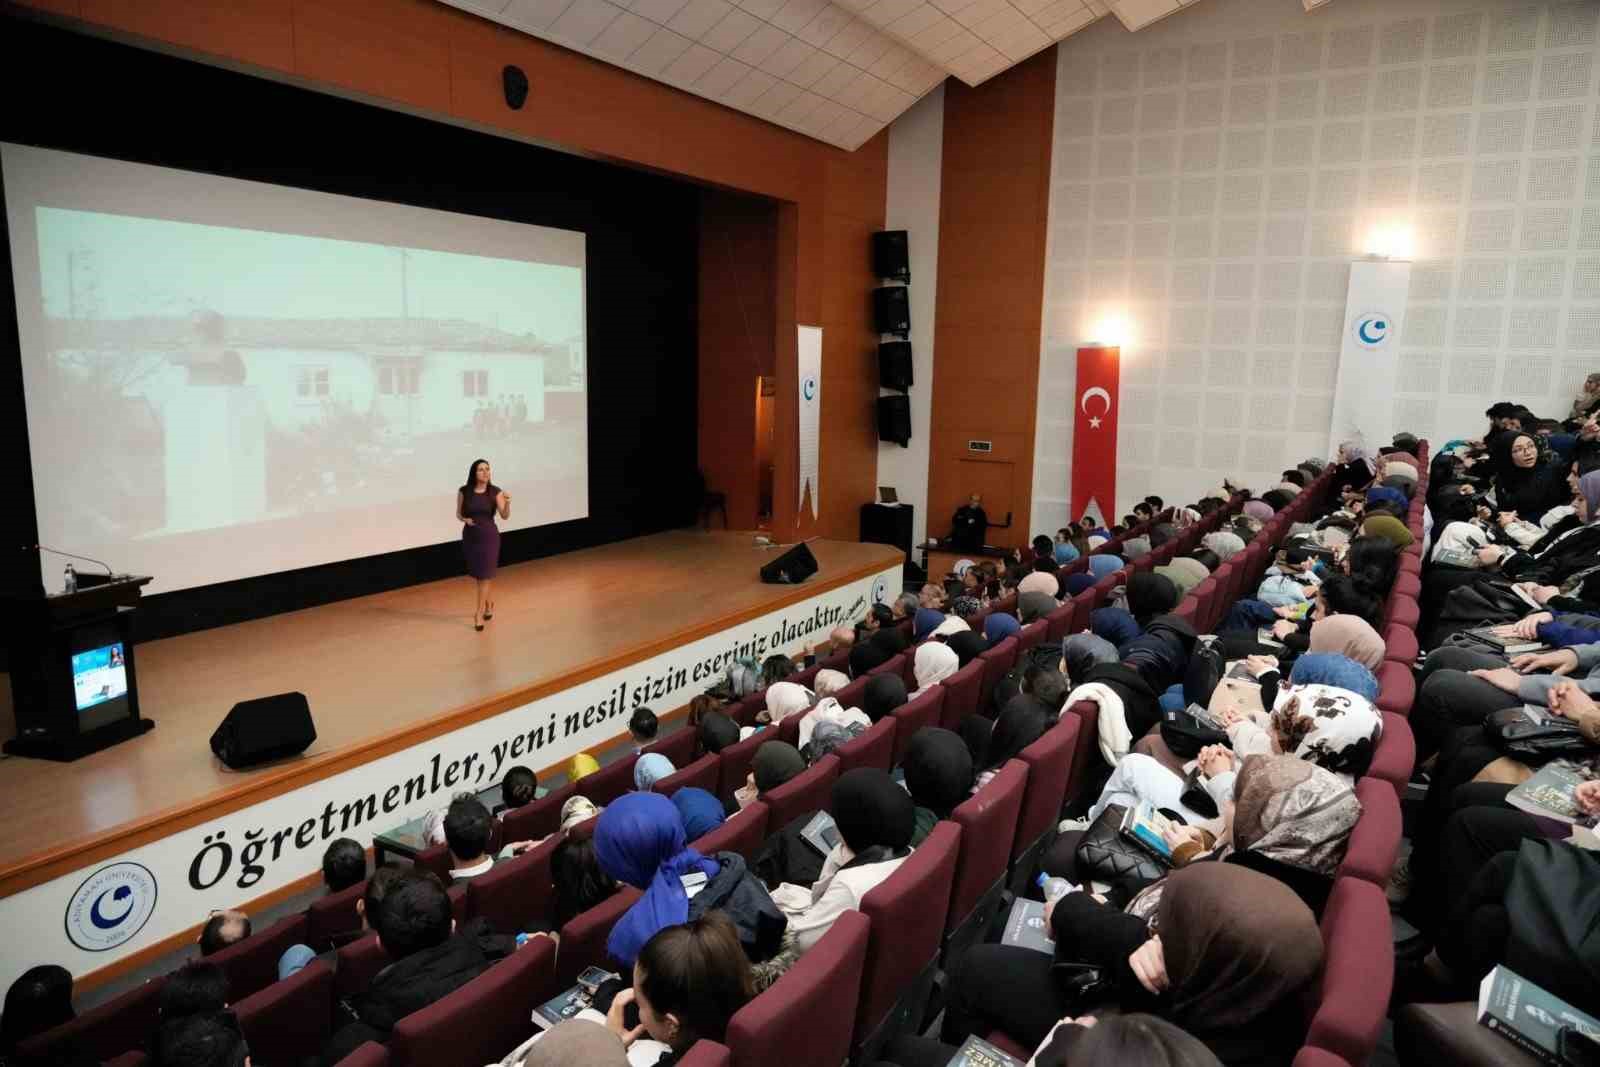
[764,681,814,723]
[911,641,960,695]
[812,669,850,697]
[931,615,971,638]
[796,696,872,748]
[1202,530,1246,561]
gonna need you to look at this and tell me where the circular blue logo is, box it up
[871,576,889,604]
[1352,312,1391,349]
[64,862,158,952]
[802,377,817,401]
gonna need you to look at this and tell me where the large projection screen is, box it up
[3,143,588,594]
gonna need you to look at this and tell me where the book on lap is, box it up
[1478,964,1600,1064]
[1505,760,1600,828]
[948,1034,1028,1067]
[999,897,1055,955]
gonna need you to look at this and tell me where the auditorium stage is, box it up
[0,531,900,986]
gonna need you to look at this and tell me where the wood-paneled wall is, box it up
[12,0,884,542]
[927,49,1055,551]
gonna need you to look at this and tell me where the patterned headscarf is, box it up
[1230,754,1361,877]
[1269,684,1383,779]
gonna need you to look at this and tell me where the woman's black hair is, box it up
[1040,1013,1223,1067]
[759,655,795,687]
[1032,534,1054,557]
[1319,574,1383,628]
[552,835,618,928]
[1188,549,1220,572]
[1343,534,1398,594]
[1032,556,1057,574]
[461,458,493,493]
[635,912,754,1050]
[1281,469,1307,487]
[0,965,74,1051]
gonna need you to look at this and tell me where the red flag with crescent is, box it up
[1070,345,1120,526]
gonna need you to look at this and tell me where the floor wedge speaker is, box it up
[211,691,316,769]
[760,543,819,584]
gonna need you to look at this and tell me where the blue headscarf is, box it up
[594,792,719,966]
[1087,554,1125,579]
[983,612,1021,642]
[1064,573,1097,596]
[1089,606,1142,649]
[1366,486,1408,513]
[914,608,945,640]
[633,752,675,790]
[1288,653,1379,702]
[1052,542,1080,565]
[670,787,725,841]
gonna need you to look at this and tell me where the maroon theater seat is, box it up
[1016,620,1048,656]
[691,801,769,862]
[643,726,698,768]
[1010,718,1079,892]
[1338,778,1402,888]
[678,1041,733,1066]
[466,834,558,935]
[335,933,389,998]
[1367,712,1415,797]
[762,755,840,830]
[1172,598,1198,628]
[208,911,311,1003]
[1382,623,1419,666]
[1192,577,1219,633]
[833,676,871,713]
[502,781,577,844]
[892,687,945,763]
[389,935,558,1067]
[576,752,640,807]
[854,822,960,1060]
[16,975,166,1065]
[1293,1049,1354,1067]
[414,844,453,885]
[726,911,869,1067]
[333,1042,391,1066]
[977,637,1019,711]
[1060,700,1100,799]
[1391,570,1421,601]
[836,717,896,774]
[234,957,336,1067]
[936,662,982,731]
[731,692,767,728]
[1045,603,1076,643]
[1375,661,1415,719]
[653,753,721,798]
[307,878,367,952]
[1388,596,1420,632]
[946,760,1027,962]
[556,886,642,988]
[1303,877,1393,1067]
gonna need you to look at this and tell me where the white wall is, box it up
[881,83,945,550]
[1037,0,1600,515]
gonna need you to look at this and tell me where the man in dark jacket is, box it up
[319,872,516,1064]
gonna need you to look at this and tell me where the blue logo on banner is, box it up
[65,862,158,952]
[802,377,817,401]
[1353,313,1391,348]
[872,576,889,604]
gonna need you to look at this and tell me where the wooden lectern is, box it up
[4,574,156,761]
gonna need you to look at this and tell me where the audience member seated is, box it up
[696,711,740,755]
[982,612,1021,644]
[759,654,795,689]
[506,1018,628,1067]
[600,913,755,1065]
[319,871,516,1063]
[153,1011,252,1067]
[444,795,521,882]
[629,708,660,752]
[757,681,813,725]
[321,837,366,894]
[812,667,850,698]
[950,494,988,553]
[911,642,960,697]
[0,965,80,1066]
[902,727,974,845]
[966,696,1050,793]
[199,910,251,957]
[552,834,620,929]
[935,865,1321,1066]
[158,962,229,1022]
[592,791,784,970]
[732,741,805,811]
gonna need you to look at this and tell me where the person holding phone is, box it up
[457,458,511,631]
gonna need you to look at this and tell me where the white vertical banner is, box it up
[1328,259,1411,457]
[798,325,823,519]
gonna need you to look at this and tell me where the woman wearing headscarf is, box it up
[848,640,893,679]
[1218,681,1383,782]
[1493,432,1571,521]
[1087,554,1125,580]
[697,711,741,755]
[902,727,974,844]
[1306,614,1385,672]
[796,695,871,749]
[1365,485,1408,514]
[1063,572,1098,597]
[1360,511,1414,549]
[1155,556,1208,598]
[1019,568,1060,598]
[911,641,961,697]
[1121,535,1153,561]
[938,864,1322,1064]
[1201,530,1246,562]
[862,673,909,723]
[1285,652,1379,702]
[972,695,1050,791]
[505,1017,630,1067]
[769,769,916,955]
[1125,572,1180,626]
[759,681,813,725]
[1332,440,1374,493]
[733,741,807,811]
[593,792,785,967]
[914,608,946,641]
[1052,540,1080,566]
[1242,499,1274,522]
[670,787,726,841]
[1018,591,1058,624]
[1089,605,1142,651]
[945,630,989,668]
[983,612,1021,643]
[930,614,971,639]
[633,753,675,791]
[812,668,849,698]
[1062,632,1119,682]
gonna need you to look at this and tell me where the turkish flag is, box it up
[1070,345,1120,526]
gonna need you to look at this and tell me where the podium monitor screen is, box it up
[72,643,128,714]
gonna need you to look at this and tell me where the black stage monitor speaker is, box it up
[872,230,909,282]
[211,692,316,769]
[760,543,819,585]
[878,395,911,446]
[879,341,913,391]
[873,286,910,335]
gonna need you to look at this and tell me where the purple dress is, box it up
[461,486,500,579]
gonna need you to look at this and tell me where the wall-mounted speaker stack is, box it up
[872,230,913,447]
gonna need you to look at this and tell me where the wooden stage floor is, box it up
[0,532,899,893]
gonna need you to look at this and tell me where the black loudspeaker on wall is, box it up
[502,65,529,110]
[878,395,911,446]
[873,286,910,335]
[872,230,909,282]
[878,341,913,391]
[760,543,819,584]
[210,692,317,769]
